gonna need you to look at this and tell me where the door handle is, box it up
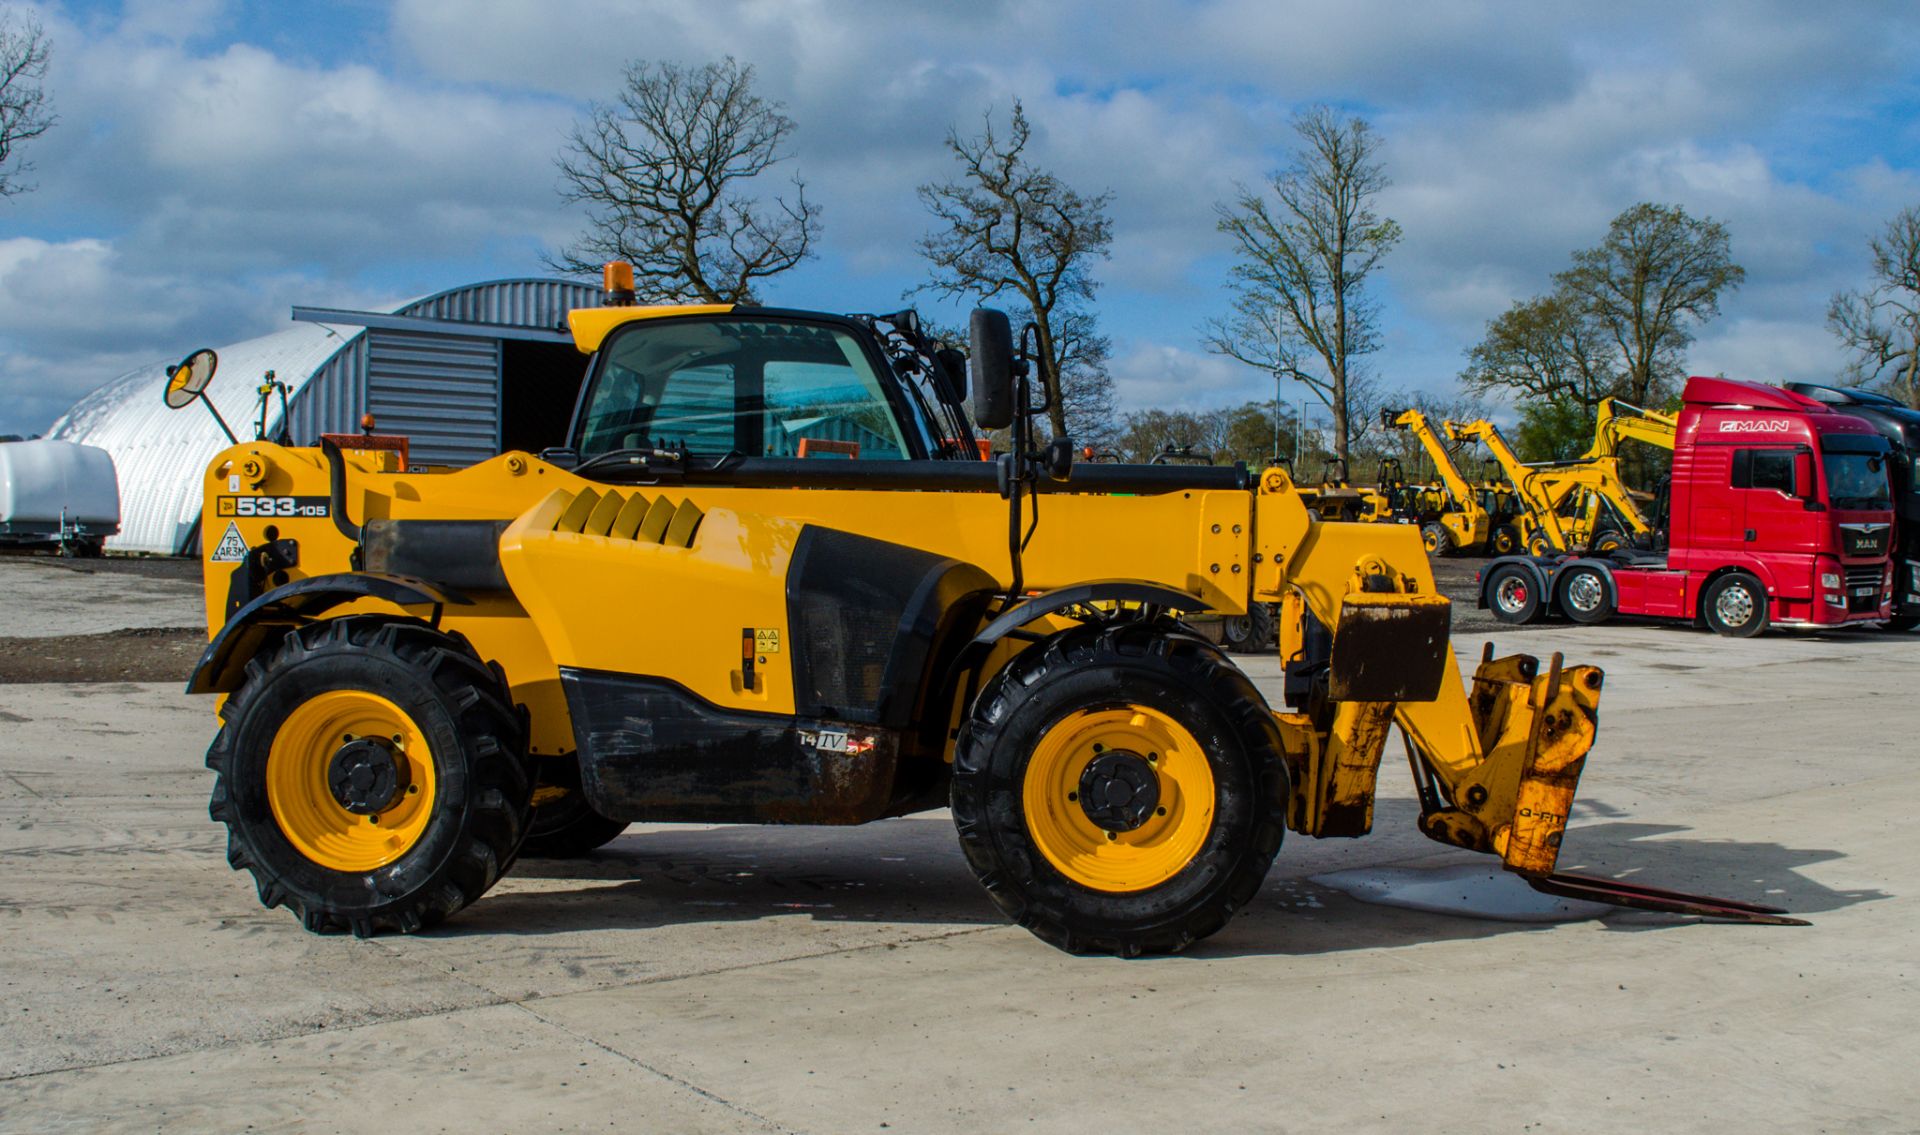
[1744,528,1756,542]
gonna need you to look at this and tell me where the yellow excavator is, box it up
[1381,408,1503,554]
[168,266,1796,955]
[1448,417,1657,555]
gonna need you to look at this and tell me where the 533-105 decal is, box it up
[216,495,330,518]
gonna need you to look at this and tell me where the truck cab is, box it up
[1480,376,1895,636]
[1785,382,1920,630]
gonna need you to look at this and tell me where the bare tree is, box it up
[1206,106,1401,466]
[1829,204,1920,407]
[553,57,820,303]
[916,101,1114,441]
[0,10,53,198]
[1555,202,1743,405]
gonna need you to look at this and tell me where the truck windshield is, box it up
[1824,452,1892,510]
[577,318,927,461]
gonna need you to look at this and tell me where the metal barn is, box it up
[48,278,602,554]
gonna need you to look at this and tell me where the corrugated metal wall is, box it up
[365,331,501,467]
[396,279,600,331]
[283,335,368,444]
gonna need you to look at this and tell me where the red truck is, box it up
[1479,376,1895,636]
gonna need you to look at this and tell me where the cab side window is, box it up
[1732,449,1795,494]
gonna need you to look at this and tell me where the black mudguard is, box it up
[186,572,467,695]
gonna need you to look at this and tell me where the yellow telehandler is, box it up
[171,266,1794,955]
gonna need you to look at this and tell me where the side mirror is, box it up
[933,347,968,406]
[164,349,218,409]
[1794,450,1816,500]
[969,309,1014,430]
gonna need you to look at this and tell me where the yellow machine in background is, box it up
[1381,408,1500,554]
[174,270,1796,955]
[1448,418,1657,555]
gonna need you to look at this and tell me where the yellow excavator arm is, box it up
[1584,398,1677,460]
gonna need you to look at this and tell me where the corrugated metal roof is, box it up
[43,278,602,555]
[47,322,362,554]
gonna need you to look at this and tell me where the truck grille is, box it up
[1839,523,1892,558]
[1845,563,1885,612]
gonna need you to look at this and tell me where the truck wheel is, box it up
[205,616,533,936]
[1490,525,1520,556]
[952,623,1289,956]
[1557,564,1614,625]
[1702,573,1769,638]
[1422,523,1452,556]
[1486,563,1543,625]
[1217,602,1276,654]
[1883,616,1920,633]
[523,758,630,858]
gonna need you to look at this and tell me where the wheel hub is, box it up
[327,736,409,815]
[1076,750,1161,832]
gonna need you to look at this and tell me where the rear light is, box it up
[1820,572,1842,589]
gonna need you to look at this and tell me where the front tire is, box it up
[1422,522,1452,556]
[1490,525,1520,556]
[1702,572,1769,638]
[951,623,1289,956]
[1883,615,1920,633]
[206,616,533,936]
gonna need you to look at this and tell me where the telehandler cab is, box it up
[178,266,1797,954]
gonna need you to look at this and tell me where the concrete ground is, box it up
[1,558,1917,1132]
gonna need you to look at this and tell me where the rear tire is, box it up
[1702,572,1769,638]
[1591,531,1625,555]
[1486,563,1543,625]
[1490,525,1520,556]
[951,623,1289,957]
[1217,602,1276,654]
[206,616,533,936]
[1557,564,1614,625]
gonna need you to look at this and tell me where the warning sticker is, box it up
[210,521,249,563]
[754,628,781,654]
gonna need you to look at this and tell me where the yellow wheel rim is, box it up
[266,690,437,872]
[1021,706,1216,893]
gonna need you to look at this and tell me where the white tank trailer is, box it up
[0,439,121,555]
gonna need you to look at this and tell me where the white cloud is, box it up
[5,1,1920,436]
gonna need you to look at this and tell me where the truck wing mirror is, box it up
[1794,451,1824,509]
[969,309,1015,430]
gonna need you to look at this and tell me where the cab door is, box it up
[1736,447,1816,559]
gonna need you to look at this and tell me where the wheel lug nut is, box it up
[1067,791,1078,802]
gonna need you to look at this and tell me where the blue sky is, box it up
[3,0,1920,436]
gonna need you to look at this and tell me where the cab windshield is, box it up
[1824,452,1892,510]
[576,318,928,460]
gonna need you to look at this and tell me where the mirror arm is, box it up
[198,393,238,446]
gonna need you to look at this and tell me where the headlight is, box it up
[1820,572,1841,589]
